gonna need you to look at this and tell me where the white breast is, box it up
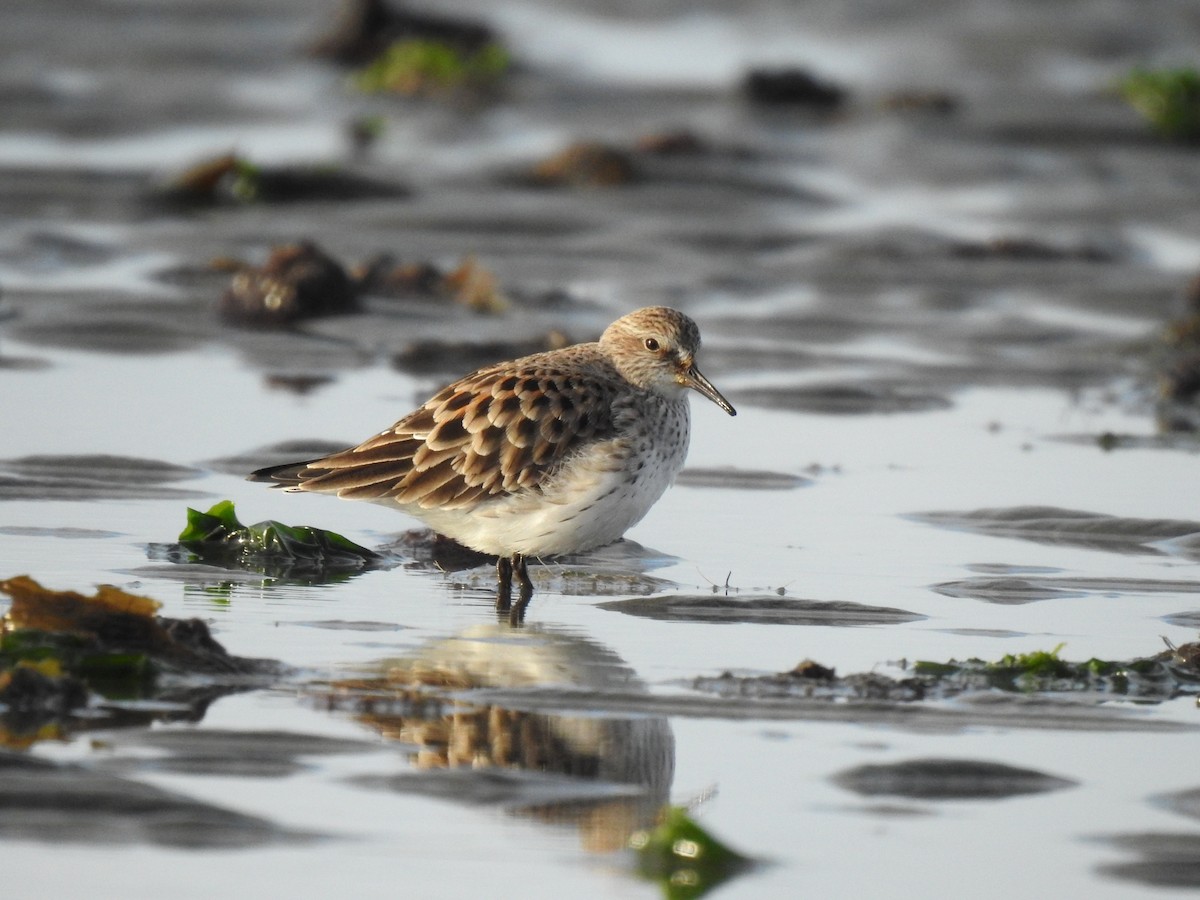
[415,395,692,557]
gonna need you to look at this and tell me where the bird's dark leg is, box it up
[494,556,513,614]
[515,553,534,598]
[496,554,533,624]
[496,555,513,613]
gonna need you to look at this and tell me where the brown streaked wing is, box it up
[297,360,620,505]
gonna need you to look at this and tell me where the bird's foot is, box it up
[496,553,532,625]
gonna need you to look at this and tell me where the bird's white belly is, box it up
[412,431,686,557]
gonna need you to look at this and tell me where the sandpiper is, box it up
[249,306,736,613]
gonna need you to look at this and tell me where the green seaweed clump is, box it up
[630,806,753,900]
[911,643,1164,695]
[1120,67,1200,141]
[354,39,509,96]
[175,500,381,578]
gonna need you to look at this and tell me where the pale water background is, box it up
[2,1,1200,897]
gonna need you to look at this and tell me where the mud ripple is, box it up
[932,575,1200,605]
[833,758,1076,800]
[0,751,322,847]
[911,506,1200,555]
[599,594,925,626]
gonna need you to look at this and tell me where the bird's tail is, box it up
[246,459,319,488]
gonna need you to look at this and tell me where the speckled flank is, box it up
[250,306,734,558]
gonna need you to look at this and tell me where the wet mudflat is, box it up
[3,0,1200,897]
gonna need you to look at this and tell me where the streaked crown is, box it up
[600,306,701,394]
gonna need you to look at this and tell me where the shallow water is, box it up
[3,0,1200,897]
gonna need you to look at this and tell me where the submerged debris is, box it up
[741,67,847,109]
[157,153,408,206]
[1119,67,1200,141]
[630,806,754,899]
[353,39,509,98]
[355,254,510,312]
[1157,272,1200,431]
[693,642,1200,705]
[219,241,359,327]
[527,142,640,188]
[157,500,383,581]
[312,0,497,66]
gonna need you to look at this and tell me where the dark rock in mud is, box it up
[354,254,444,296]
[742,67,846,109]
[382,528,494,573]
[379,529,676,597]
[0,751,320,847]
[156,153,408,207]
[833,758,1076,800]
[600,595,925,627]
[736,382,953,415]
[356,254,510,313]
[911,506,1200,555]
[525,141,640,188]
[219,242,359,327]
[949,236,1117,262]
[311,0,497,65]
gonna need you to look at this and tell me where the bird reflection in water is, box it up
[310,624,674,852]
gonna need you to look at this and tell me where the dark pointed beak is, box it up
[682,363,736,416]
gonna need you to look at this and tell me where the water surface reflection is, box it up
[314,623,675,852]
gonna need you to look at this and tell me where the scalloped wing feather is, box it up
[281,354,621,509]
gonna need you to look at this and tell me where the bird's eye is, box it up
[644,338,660,352]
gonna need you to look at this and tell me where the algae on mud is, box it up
[692,641,1200,705]
[353,39,510,98]
[0,575,278,745]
